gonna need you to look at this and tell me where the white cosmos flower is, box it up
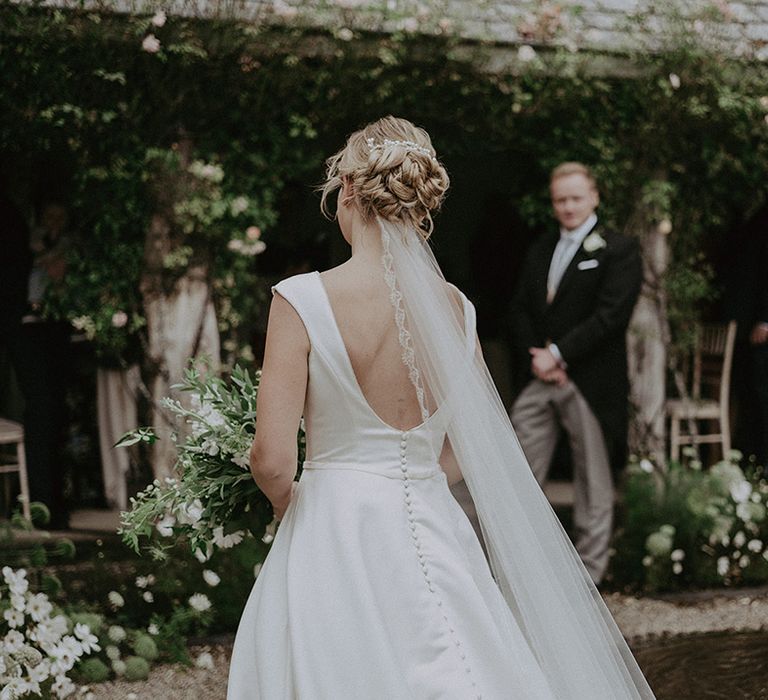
[4,608,23,628]
[28,660,50,683]
[51,673,76,698]
[27,593,53,622]
[188,593,212,613]
[202,570,220,587]
[212,527,244,549]
[74,624,100,654]
[4,629,25,653]
[2,567,29,596]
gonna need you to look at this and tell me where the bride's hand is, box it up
[272,481,299,521]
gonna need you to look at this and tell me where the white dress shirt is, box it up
[546,213,598,367]
[547,213,598,301]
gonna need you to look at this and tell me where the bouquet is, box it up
[118,364,305,562]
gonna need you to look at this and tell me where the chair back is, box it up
[692,321,737,405]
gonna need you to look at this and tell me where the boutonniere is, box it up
[582,231,607,253]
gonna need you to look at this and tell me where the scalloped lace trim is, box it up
[382,229,430,423]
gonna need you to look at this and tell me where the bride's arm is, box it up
[249,292,310,519]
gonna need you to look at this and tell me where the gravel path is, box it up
[87,589,768,699]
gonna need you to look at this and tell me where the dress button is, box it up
[400,440,407,448]
[401,432,408,440]
[409,522,416,531]
[401,457,407,464]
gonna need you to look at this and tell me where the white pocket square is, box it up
[577,259,599,271]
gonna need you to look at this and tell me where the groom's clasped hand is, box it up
[529,346,568,386]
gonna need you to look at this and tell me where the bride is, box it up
[227,116,655,699]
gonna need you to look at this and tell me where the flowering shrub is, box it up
[609,451,768,591]
[0,567,98,699]
[119,364,304,561]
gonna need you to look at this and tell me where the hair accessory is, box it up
[366,137,436,160]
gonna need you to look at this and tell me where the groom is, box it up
[509,162,642,585]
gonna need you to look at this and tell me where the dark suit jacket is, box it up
[510,223,642,468]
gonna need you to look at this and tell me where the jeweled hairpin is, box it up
[366,137,436,160]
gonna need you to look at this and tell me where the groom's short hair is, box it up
[550,162,598,191]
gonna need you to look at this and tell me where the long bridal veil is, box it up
[379,218,655,699]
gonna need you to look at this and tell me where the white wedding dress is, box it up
[227,271,556,700]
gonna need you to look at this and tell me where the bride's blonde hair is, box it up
[320,116,450,237]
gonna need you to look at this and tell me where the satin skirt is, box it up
[227,462,555,700]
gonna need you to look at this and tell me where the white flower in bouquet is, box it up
[135,575,149,589]
[202,570,220,587]
[739,555,750,568]
[105,645,121,660]
[177,499,205,526]
[188,593,212,613]
[212,526,245,549]
[733,531,747,548]
[717,556,730,576]
[672,562,683,574]
[747,539,763,553]
[142,591,154,603]
[155,513,176,537]
[10,593,25,612]
[670,549,685,562]
[148,623,159,636]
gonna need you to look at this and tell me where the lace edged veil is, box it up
[379,218,655,700]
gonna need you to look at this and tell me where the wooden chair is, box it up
[0,418,31,521]
[666,321,737,463]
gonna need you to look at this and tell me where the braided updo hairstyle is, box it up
[320,116,450,238]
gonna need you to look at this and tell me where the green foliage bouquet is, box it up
[119,364,304,562]
[611,451,768,592]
